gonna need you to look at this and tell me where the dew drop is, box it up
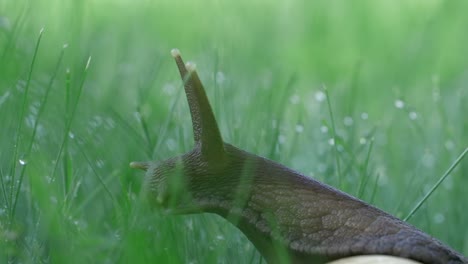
[271,119,277,129]
[46,176,54,184]
[19,159,27,166]
[360,112,368,120]
[443,177,453,190]
[409,111,418,120]
[289,94,300,104]
[359,137,367,145]
[162,83,176,94]
[328,138,335,146]
[343,116,353,126]
[320,126,328,133]
[295,124,304,133]
[318,163,327,173]
[314,91,326,102]
[216,71,226,84]
[133,111,142,122]
[96,160,104,168]
[0,91,11,107]
[278,135,286,144]
[105,117,116,129]
[166,138,177,151]
[186,219,193,230]
[433,213,445,224]
[394,99,405,109]
[114,231,121,240]
[444,140,454,150]
[244,243,252,250]
[422,151,435,168]
[0,16,11,31]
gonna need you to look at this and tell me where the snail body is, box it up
[130,49,467,264]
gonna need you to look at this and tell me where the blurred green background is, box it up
[1,0,467,263]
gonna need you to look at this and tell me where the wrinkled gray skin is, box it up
[138,143,467,264]
[132,50,467,264]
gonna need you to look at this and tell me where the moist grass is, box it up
[1,0,468,263]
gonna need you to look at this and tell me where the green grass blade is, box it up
[50,56,92,182]
[357,137,374,198]
[404,147,468,221]
[322,84,342,187]
[10,43,67,219]
[9,27,44,218]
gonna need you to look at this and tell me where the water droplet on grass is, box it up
[320,126,328,133]
[444,140,454,150]
[185,219,193,230]
[162,83,176,95]
[434,213,445,224]
[0,16,11,31]
[394,99,405,109]
[343,116,353,126]
[166,138,177,151]
[328,138,335,146]
[314,91,326,102]
[216,71,226,84]
[359,137,367,145]
[361,112,368,120]
[295,124,304,133]
[278,135,286,144]
[409,111,418,120]
[0,91,11,107]
[422,151,435,168]
[46,176,54,184]
[19,159,27,166]
[271,119,277,129]
[105,117,116,129]
[318,163,327,173]
[289,94,300,104]
[96,160,104,168]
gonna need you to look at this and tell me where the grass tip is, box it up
[130,161,149,171]
[171,48,181,58]
[85,56,92,70]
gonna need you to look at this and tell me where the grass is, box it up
[1,0,468,262]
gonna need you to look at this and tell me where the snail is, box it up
[130,49,467,264]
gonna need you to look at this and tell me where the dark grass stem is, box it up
[0,168,8,209]
[9,28,44,218]
[369,173,380,204]
[357,138,374,198]
[322,85,342,187]
[404,147,468,221]
[63,68,72,195]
